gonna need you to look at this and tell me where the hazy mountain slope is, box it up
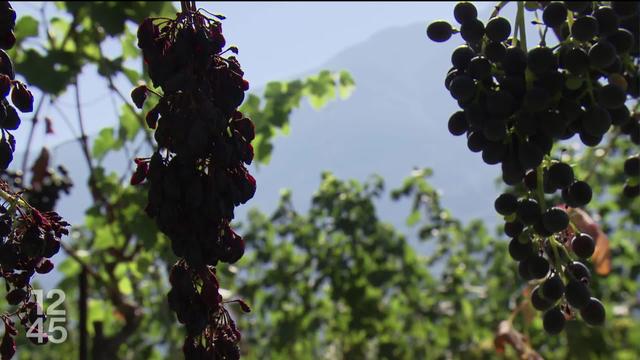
[242,22,501,230]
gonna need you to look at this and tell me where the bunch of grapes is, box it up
[0,1,34,171]
[132,4,254,359]
[427,1,639,335]
[0,181,69,358]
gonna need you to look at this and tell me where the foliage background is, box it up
[0,1,637,359]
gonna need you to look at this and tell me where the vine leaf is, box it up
[93,127,124,160]
[14,15,39,44]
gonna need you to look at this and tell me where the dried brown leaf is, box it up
[494,320,544,360]
[30,147,50,188]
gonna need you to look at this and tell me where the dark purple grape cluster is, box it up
[169,261,248,359]
[132,7,254,359]
[428,1,640,334]
[0,1,34,171]
[0,181,69,358]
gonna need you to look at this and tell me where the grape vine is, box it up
[0,2,69,359]
[132,2,254,358]
[427,1,639,335]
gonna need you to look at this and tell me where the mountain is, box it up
[240,22,501,231]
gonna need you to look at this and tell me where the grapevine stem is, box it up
[516,2,527,51]
[490,1,509,19]
[0,187,30,210]
[533,10,546,46]
[73,80,95,177]
[549,235,561,269]
[535,164,546,209]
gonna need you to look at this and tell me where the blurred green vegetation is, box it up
[2,2,638,359]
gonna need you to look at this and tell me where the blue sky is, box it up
[8,2,492,154]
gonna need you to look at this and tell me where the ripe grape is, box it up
[542,274,565,302]
[571,16,599,42]
[527,46,557,74]
[454,2,477,24]
[607,28,634,54]
[460,18,485,44]
[593,7,620,36]
[495,193,518,215]
[449,74,476,102]
[624,155,639,177]
[580,297,606,326]
[542,2,568,28]
[485,17,511,42]
[504,220,524,237]
[542,207,569,233]
[543,307,566,334]
[448,111,468,136]
[567,261,591,282]
[528,255,550,279]
[588,40,617,69]
[531,285,553,311]
[451,45,475,69]
[427,21,454,42]
[565,279,591,309]
[571,233,595,259]
[548,162,574,189]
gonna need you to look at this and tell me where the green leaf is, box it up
[239,93,261,119]
[57,257,81,279]
[304,71,336,110]
[118,277,133,295]
[406,210,421,227]
[279,121,291,136]
[119,104,141,141]
[122,66,140,85]
[15,15,39,43]
[92,127,123,159]
[338,70,356,99]
[121,27,139,59]
[88,299,106,322]
[16,49,78,95]
[253,133,273,165]
[49,16,72,49]
[94,225,120,250]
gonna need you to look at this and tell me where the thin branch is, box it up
[73,80,97,179]
[59,242,102,281]
[107,88,135,184]
[490,1,509,19]
[21,94,47,175]
[49,101,80,139]
[105,77,155,149]
[515,2,527,51]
